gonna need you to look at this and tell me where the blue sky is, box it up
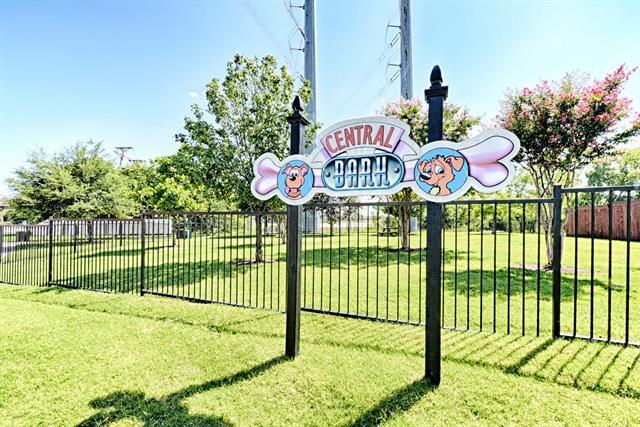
[1,0,639,196]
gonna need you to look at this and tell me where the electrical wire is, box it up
[237,0,304,79]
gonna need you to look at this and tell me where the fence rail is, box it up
[140,211,287,311]
[49,219,143,293]
[558,185,639,345]
[0,185,637,345]
[441,199,553,337]
[301,202,427,325]
[0,224,49,286]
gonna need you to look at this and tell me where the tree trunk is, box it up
[543,220,553,270]
[540,198,566,270]
[280,216,286,245]
[255,214,263,263]
[329,221,335,236]
[87,221,94,244]
[399,206,410,250]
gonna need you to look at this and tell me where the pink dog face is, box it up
[417,155,464,196]
[282,163,309,199]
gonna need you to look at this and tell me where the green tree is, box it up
[578,147,640,206]
[452,169,538,233]
[381,97,480,249]
[7,141,136,222]
[175,54,313,262]
[587,147,640,187]
[121,155,219,212]
[497,66,640,267]
[309,194,358,236]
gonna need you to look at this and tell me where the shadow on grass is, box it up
[4,284,638,403]
[47,261,611,310]
[443,332,640,400]
[442,268,612,300]
[74,242,175,259]
[301,246,458,268]
[0,241,49,256]
[76,355,287,427]
[63,241,457,268]
[73,240,281,261]
[312,325,640,400]
[75,241,443,268]
[32,286,77,295]
[347,379,434,426]
[50,257,286,295]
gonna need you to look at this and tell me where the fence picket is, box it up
[0,184,637,347]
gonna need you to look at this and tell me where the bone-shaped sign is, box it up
[251,116,520,205]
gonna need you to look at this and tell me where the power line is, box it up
[283,0,304,29]
[283,0,317,126]
[366,67,401,109]
[326,7,401,121]
[330,42,399,120]
[323,6,396,109]
[283,0,306,77]
[237,0,304,79]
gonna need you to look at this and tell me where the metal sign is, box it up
[251,116,520,205]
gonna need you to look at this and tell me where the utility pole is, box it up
[399,0,413,99]
[304,0,317,124]
[114,146,133,167]
[302,0,317,233]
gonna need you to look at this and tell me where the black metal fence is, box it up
[301,202,429,324]
[0,224,49,286]
[300,198,556,336]
[49,219,142,293]
[557,185,639,346]
[441,198,554,337]
[140,211,287,310]
[0,184,637,345]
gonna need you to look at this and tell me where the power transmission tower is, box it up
[285,0,316,127]
[376,4,405,104]
[114,146,133,167]
[399,0,413,99]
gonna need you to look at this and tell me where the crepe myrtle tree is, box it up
[497,65,640,268]
[175,54,316,262]
[381,97,480,250]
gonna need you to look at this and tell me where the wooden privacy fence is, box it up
[565,199,640,241]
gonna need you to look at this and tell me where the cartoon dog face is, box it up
[417,155,464,196]
[282,163,309,199]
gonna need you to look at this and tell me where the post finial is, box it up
[425,64,448,102]
[292,95,304,113]
[287,95,310,125]
[430,65,443,86]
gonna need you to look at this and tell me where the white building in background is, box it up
[49,218,173,238]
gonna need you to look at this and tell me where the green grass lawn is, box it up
[5,226,635,341]
[1,283,639,425]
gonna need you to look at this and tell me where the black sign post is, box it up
[285,96,309,358]
[552,184,562,338]
[424,65,447,386]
